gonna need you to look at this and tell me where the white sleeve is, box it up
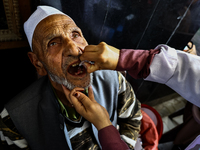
[145,44,200,108]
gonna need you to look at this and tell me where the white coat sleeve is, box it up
[145,44,200,108]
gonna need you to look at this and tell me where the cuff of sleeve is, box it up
[145,44,178,83]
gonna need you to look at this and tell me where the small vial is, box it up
[79,60,94,66]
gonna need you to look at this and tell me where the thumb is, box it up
[88,86,95,102]
[69,92,84,112]
[85,62,100,73]
[72,92,92,109]
[70,92,91,115]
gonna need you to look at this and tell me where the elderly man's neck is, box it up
[50,79,72,107]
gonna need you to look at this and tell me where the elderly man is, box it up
[0,6,141,150]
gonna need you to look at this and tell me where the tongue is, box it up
[68,65,84,75]
[75,70,83,75]
[75,68,82,75]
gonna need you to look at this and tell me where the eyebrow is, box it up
[41,33,60,51]
[45,34,57,42]
[71,27,83,35]
[73,27,81,31]
[43,26,82,43]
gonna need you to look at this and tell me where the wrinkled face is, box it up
[33,14,91,89]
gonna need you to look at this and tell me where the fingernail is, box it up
[74,93,79,98]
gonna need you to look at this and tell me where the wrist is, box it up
[95,120,112,131]
[111,47,120,70]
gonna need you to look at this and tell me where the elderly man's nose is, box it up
[64,42,82,56]
[68,48,80,56]
[78,47,84,55]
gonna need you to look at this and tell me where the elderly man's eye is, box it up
[49,42,57,47]
[72,32,80,38]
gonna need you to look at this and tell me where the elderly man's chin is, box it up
[49,73,93,90]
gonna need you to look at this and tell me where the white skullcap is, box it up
[24,5,71,51]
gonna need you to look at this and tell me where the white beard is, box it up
[47,69,93,90]
[41,59,93,90]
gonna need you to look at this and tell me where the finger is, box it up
[84,45,99,52]
[74,92,93,109]
[68,87,84,104]
[85,63,100,73]
[99,41,106,45]
[71,87,85,93]
[62,86,84,104]
[80,45,102,61]
[88,86,95,102]
[80,52,99,62]
[69,92,87,114]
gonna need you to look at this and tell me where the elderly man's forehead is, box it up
[39,14,76,28]
[33,14,78,39]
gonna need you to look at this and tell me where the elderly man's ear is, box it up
[28,52,47,76]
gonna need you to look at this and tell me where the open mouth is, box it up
[67,62,87,76]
